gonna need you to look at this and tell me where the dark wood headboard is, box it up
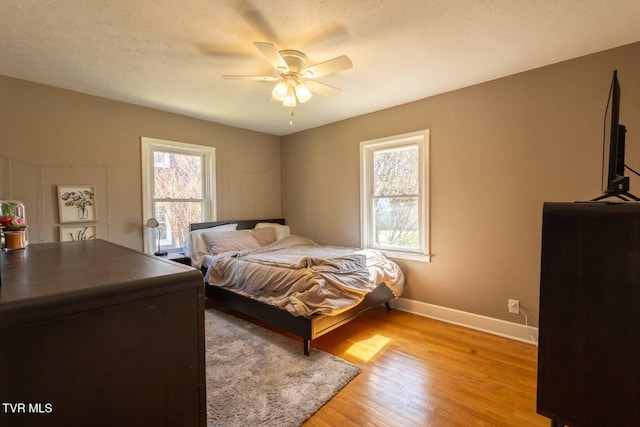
[189,218,285,232]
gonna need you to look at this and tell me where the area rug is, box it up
[204,309,361,427]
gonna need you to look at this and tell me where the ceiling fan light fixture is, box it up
[283,85,297,107]
[295,82,312,103]
[271,81,288,102]
[227,42,352,121]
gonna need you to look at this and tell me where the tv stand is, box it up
[590,175,640,201]
[590,190,640,201]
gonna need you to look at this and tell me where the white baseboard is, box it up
[390,297,539,346]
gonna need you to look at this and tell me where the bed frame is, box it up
[190,218,394,355]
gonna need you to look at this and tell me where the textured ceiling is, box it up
[2,0,640,136]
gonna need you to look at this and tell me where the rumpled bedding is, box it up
[205,235,405,317]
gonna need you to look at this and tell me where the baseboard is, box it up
[390,298,539,346]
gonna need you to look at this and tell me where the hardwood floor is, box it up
[303,307,548,427]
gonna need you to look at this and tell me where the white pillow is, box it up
[255,222,291,241]
[184,223,237,268]
[251,227,278,246]
[202,230,262,255]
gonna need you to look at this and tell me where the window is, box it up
[360,130,430,262]
[141,137,216,253]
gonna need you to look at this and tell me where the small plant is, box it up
[0,202,27,230]
[1,202,16,218]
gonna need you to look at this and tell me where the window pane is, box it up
[373,197,419,249]
[154,152,202,199]
[373,145,418,196]
[154,201,202,249]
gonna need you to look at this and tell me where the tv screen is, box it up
[593,70,638,201]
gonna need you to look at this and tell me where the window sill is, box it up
[379,250,431,263]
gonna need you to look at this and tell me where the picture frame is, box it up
[59,225,97,242]
[57,185,96,223]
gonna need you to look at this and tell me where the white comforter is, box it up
[205,235,405,316]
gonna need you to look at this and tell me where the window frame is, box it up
[141,137,216,253]
[360,129,430,262]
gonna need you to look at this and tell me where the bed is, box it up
[186,218,405,355]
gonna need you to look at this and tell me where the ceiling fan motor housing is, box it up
[278,50,307,73]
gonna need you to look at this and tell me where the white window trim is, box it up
[360,129,431,263]
[141,137,216,253]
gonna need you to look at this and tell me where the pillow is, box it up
[183,223,237,268]
[202,230,262,255]
[251,227,278,246]
[255,222,291,241]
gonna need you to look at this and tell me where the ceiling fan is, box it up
[223,42,353,112]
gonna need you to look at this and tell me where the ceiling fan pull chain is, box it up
[289,108,294,126]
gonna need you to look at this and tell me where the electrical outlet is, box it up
[508,299,520,314]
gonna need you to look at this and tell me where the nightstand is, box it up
[160,252,192,266]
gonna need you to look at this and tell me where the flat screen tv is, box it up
[592,70,639,201]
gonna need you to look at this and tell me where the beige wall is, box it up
[281,42,640,326]
[0,76,281,251]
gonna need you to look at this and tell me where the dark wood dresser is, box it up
[0,240,206,427]
[537,202,640,426]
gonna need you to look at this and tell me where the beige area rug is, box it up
[205,309,361,427]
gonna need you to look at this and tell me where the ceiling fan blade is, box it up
[222,75,279,81]
[236,3,280,44]
[253,42,289,72]
[302,55,352,78]
[305,80,342,97]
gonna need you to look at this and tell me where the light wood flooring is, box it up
[302,307,549,427]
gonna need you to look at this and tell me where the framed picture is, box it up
[57,185,96,223]
[60,225,96,242]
